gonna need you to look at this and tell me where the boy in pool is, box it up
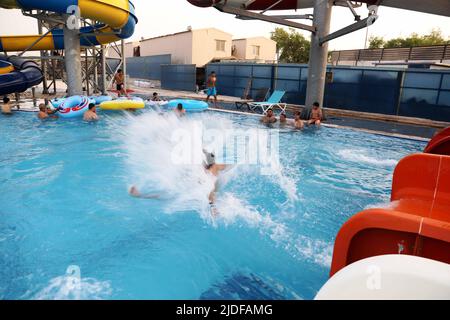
[83,103,98,121]
[38,103,58,119]
[151,92,161,101]
[260,108,277,124]
[279,112,289,127]
[2,96,12,115]
[294,111,304,130]
[129,150,227,214]
[174,103,186,117]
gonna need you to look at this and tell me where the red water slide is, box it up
[329,153,450,276]
[424,127,450,156]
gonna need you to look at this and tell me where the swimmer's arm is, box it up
[208,180,219,204]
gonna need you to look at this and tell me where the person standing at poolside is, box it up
[206,71,218,108]
[113,69,128,97]
[307,102,323,126]
[2,96,12,115]
[83,103,99,121]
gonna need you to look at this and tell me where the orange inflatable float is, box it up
[329,153,450,277]
[424,127,450,155]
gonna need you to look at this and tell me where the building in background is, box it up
[116,28,279,89]
[232,37,277,62]
[132,28,233,67]
[114,29,277,66]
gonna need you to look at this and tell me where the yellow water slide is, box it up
[0,0,138,52]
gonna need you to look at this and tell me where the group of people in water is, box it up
[260,102,323,129]
[36,102,98,121]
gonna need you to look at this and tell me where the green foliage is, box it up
[270,27,310,63]
[368,36,384,49]
[368,29,449,49]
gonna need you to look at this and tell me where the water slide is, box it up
[329,153,450,276]
[0,0,138,95]
[316,152,450,299]
[0,54,43,95]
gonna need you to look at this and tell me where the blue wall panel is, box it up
[161,64,196,92]
[206,62,450,121]
[126,54,171,80]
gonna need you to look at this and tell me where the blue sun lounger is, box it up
[248,90,287,114]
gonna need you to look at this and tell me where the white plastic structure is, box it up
[315,255,450,300]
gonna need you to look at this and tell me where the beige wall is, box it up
[232,37,277,62]
[232,39,247,60]
[191,28,232,67]
[106,42,136,59]
[139,31,193,64]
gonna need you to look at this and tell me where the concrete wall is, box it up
[232,37,277,62]
[232,39,247,60]
[139,31,193,64]
[106,42,136,59]
[191,28,232,67]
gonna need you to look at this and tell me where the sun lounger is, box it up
[235,87,270,110]
[248,90,287,114]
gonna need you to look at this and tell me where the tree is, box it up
[271,28,310,63]
[368,29,449,49]
[368,36,384,49]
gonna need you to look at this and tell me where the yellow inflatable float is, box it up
[99,97,145,110]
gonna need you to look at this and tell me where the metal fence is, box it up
[330,44,450,65]
[161,64,197,91]
[126,54,171,80]
[206,62,450,122]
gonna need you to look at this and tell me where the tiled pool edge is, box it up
[207,107,430,143]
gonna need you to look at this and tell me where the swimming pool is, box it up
[0,109,426,300]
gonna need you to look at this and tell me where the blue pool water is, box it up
[0,109,426,300]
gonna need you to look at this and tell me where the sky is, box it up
[0,0,449,51]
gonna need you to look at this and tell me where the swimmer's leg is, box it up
[129,186,160,199]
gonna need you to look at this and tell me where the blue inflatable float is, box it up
[58,96,90,119]
[167,99,208,112]
[50,97,65,109]
[89,95,113,105]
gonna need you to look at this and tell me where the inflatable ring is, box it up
[58,95,90,119]
[99,97,145,110]
[50,97,65,109]
[167,99,208,112]
[147,100,168,108]
[90,95,113,105]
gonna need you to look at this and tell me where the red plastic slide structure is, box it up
[329,153,450,277]
[424,127,450,156]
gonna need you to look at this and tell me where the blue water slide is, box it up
[0,54,43,96]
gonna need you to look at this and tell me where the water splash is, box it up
[118,110,297,216]
[34,268,112,300]
[338,149,398,167]
[115,110,328,266]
